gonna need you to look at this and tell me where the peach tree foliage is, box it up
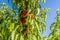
[0,0,49,40]
[48,9,60,40]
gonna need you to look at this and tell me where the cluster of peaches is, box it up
[20,9,34,36]
[20,9,34,24]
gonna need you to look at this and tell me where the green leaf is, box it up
[0,33,3,40]
[20,34,24,40]
[41,0,46,3]
[41,23,46,33]
[11,31,15,40]
[15,34,19,40]
[50,22,56,30]
[9,23,14,32]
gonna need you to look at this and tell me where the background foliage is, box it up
[0,0,60,40]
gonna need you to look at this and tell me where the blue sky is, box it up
[41,0,60,37]
[0,0,60,37]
